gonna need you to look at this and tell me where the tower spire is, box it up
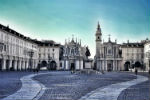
[95,21,102,41]
[95,21,102,58]
[108,34,111,42]
[97,21,100,30]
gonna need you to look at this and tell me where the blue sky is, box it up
[0,0,150,57]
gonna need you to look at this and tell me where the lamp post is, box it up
[48,54,51,70]
[28,50,34,71]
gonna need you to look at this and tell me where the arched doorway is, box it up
[49,61,57,70]
[124,61,130,71]
[6,60,9,71]
[107,61,113,71]
[107,63,112,71]
[93,62,97,70]
[135,61,141,68]
[10,60,15,71]
[70,63,75,70]
[0,59,2,70]
[41,61,47,67]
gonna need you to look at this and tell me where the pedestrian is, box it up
[135,69,138,75]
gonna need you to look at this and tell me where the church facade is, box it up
[60,37,87,70]
[95,22,122,71]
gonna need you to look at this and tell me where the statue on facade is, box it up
[85,46,91,60]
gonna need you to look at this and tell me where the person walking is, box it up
[135,68,138,75]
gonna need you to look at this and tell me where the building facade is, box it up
[0,24,38,71]
[95,22,122,71]
[61,37,87,70]
[35,40,61,70]
[0,24,62,71]
[0,24,88,71]
[121,42,144,71]
[144,42,150,71]
[1,23,149,72]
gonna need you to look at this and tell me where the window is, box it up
[71,49,74,55]
[39,54,41,58]
[108,49,111,54]
[107,46,112,55]
[4,45,6,51]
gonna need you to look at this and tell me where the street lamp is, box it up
[28,50,34,71]
[48,54,52,70]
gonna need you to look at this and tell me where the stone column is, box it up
[65,60,67,70]
[18,60,22,71]
[26,61,29,70]
[24,61,26,70]
[113,61,115,71]
[9,59,12,70]
[104,60,106,71]
[34,60,36,69]
[102,61,104,70]
[2,58,6,70]
[106,60,107,71]
[100,61,102,71]
[14,60,17,71]
[32,60,35,70]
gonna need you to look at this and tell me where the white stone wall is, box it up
[144,42,150,71]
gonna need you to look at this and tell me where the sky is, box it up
[0,0,150,58]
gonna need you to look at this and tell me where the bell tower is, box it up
[95,22,102,57]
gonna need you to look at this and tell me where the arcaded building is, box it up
[0,24,88,71]
[35,40,62,70]
[0,24,38,71]
[0,24,62,71]
[121,42,144,71]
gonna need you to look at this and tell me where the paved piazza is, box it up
[0,71,149,100]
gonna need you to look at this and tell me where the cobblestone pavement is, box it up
[0,71,33,99]
[118,72,150,100]
[2,73,46,100]
[79,75,148,100]
[1,71,149,100]
[33,71,138,100]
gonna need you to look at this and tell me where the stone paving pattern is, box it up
[0,71,33,99]
[118,72,150,100]
[0,71,149,100]
[79,75,148,100]
[33,71,137,100]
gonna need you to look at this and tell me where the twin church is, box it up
[0,22,149,71]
